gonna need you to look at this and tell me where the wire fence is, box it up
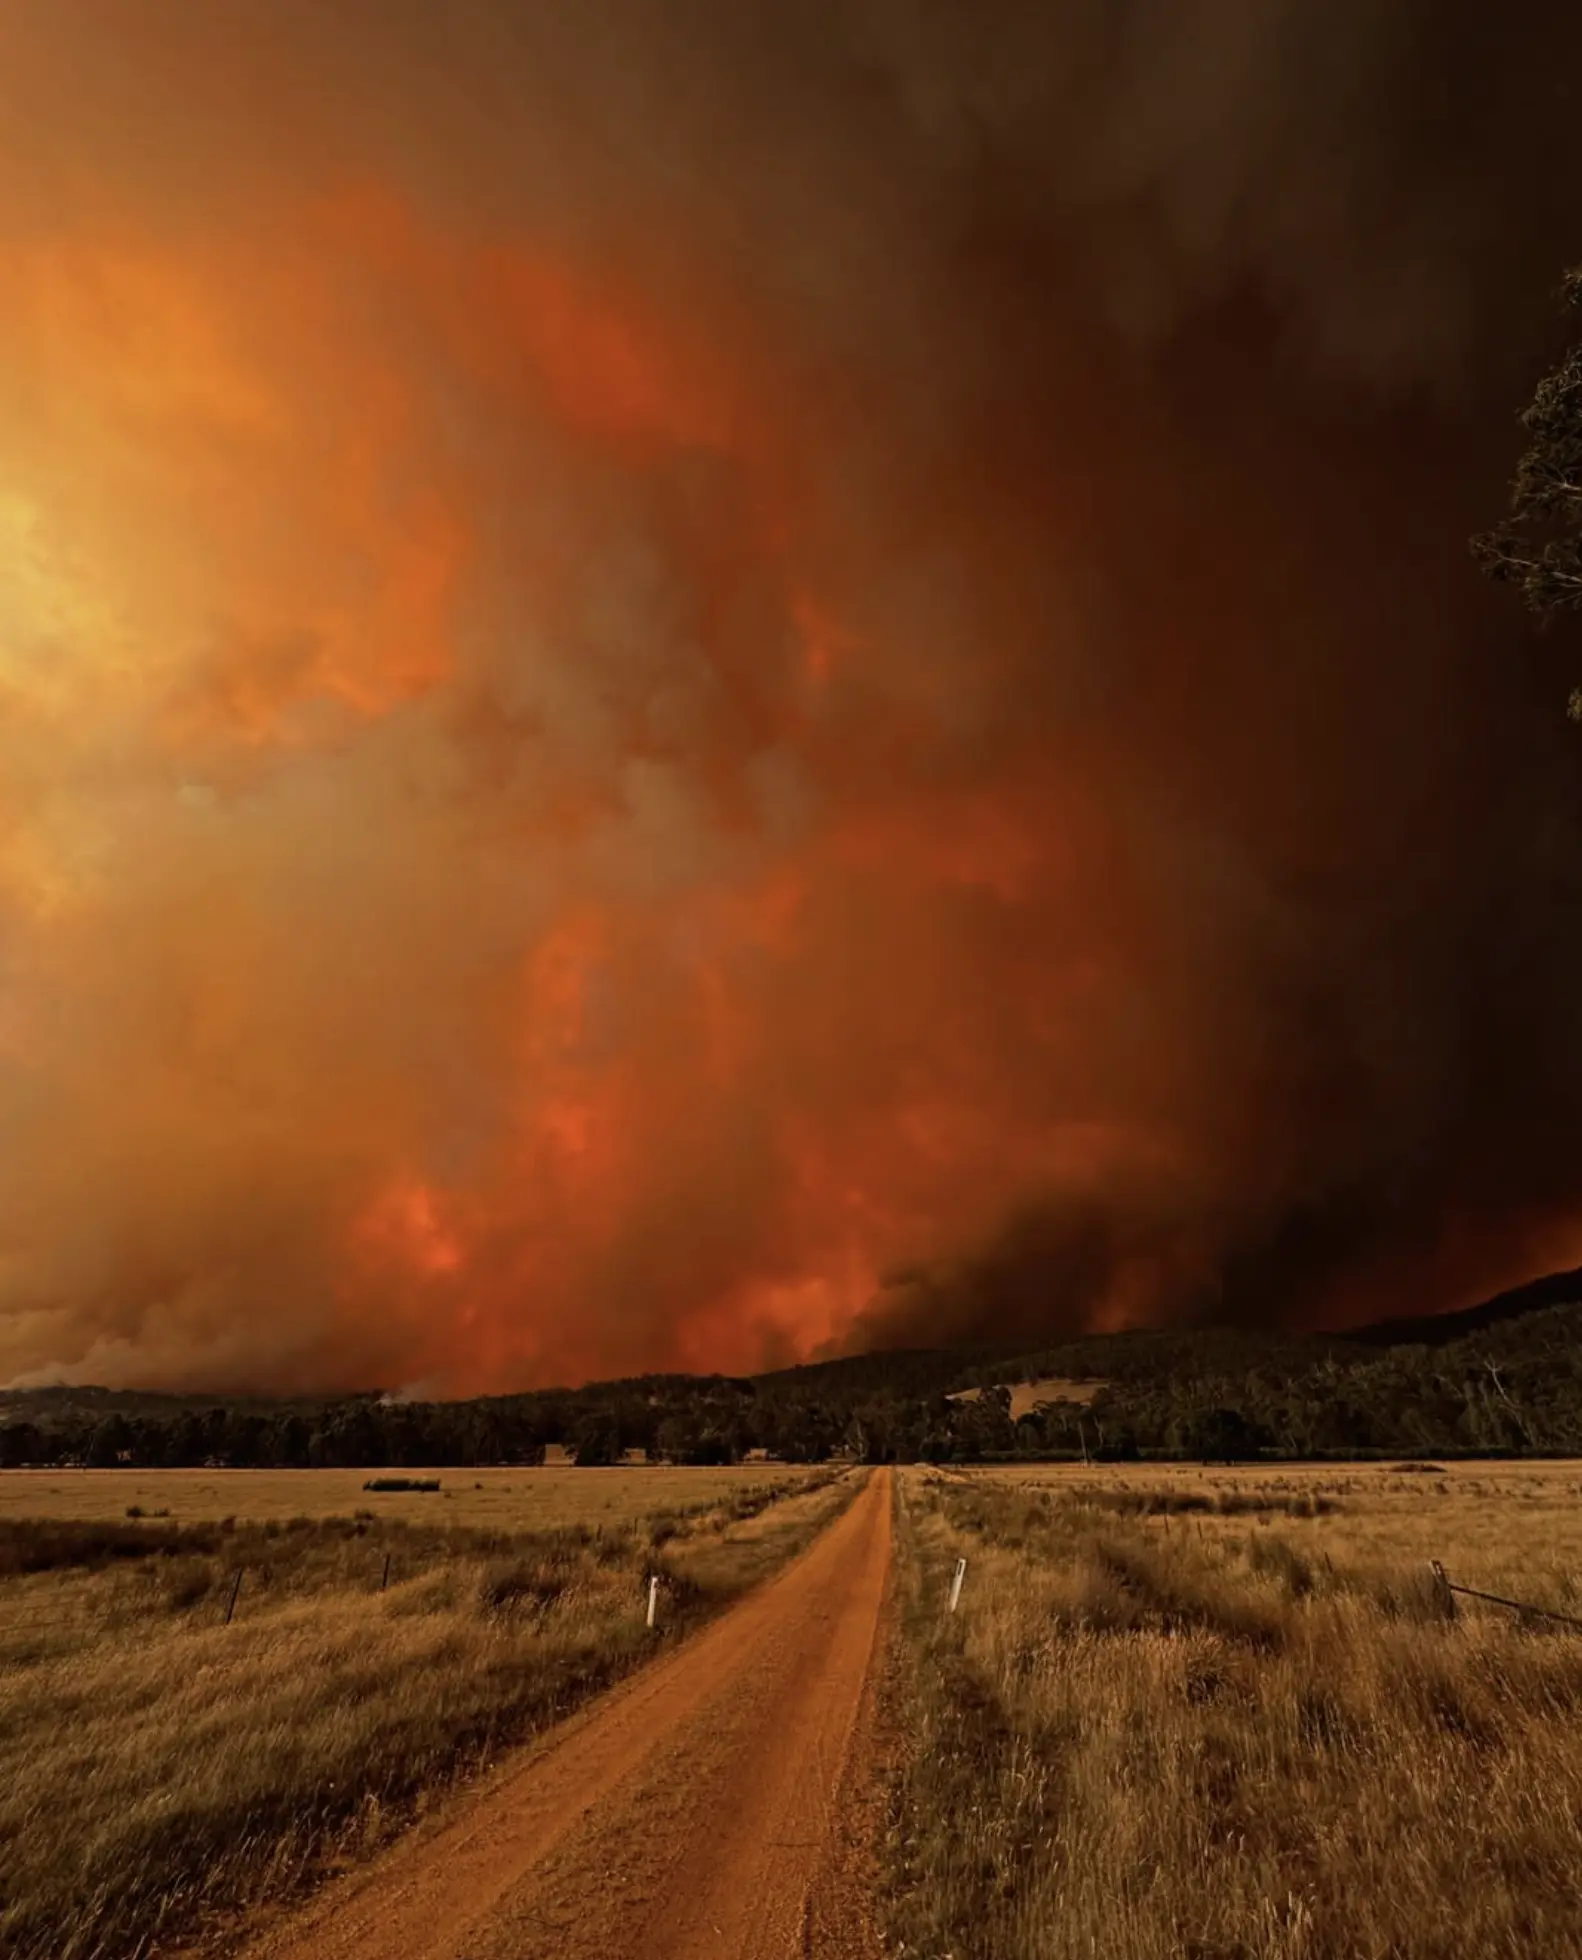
[0,1548,405,1641]
[1428,1559,1582,1629]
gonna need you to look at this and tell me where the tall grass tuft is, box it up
[885,1464,1582,1960]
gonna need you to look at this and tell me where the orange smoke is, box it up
[0,165,982,1389]
[4,3,1582,1392]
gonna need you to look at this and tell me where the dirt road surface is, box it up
[238,1466,893,1960]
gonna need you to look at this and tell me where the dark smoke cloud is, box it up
[1,2,1580,1388]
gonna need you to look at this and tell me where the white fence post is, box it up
[646,1574,660,1628]
[948,1556,967,1613]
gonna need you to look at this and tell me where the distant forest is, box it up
[6,1285,1582,1469]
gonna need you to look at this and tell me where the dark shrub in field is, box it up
[478,1554,578,1615]
[0,1518,220,1576]
[161,1556,217,1610]
[1072,1489,1340,1520]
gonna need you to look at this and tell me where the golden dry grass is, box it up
[0,1461,819,1531]
[0,1464,860,1960]
[886,1461,1582,1960]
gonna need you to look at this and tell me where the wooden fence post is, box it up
[224,1568,244,1626]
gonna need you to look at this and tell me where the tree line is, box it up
[6,1298,1582,1468]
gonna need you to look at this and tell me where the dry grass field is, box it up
[0,1461,815,1531]
[886,1461,1582,1960]
[0,1462,859,1960]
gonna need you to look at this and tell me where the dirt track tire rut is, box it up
[238,1467,893,1960]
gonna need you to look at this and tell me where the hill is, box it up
[1341,1265,1582,1346]
[6,1268,1582,1467]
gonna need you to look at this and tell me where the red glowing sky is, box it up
[3,4,1582,1392]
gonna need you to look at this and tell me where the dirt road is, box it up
[239,1466,893,1960]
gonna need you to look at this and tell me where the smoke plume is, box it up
[2,2,1581,1390]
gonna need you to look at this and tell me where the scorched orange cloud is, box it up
[2,1,1582,1391]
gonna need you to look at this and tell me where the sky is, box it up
[2,2,1582,1393]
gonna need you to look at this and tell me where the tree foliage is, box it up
[1474,268,1582,641]
[12,1298,1582,1467]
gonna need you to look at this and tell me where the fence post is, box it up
[646,1574,659,1628]
[948,1556,967,1613]
[1427,1559,1457,1620]
[224,1568,244,1626]
[381,1552,391,1592]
